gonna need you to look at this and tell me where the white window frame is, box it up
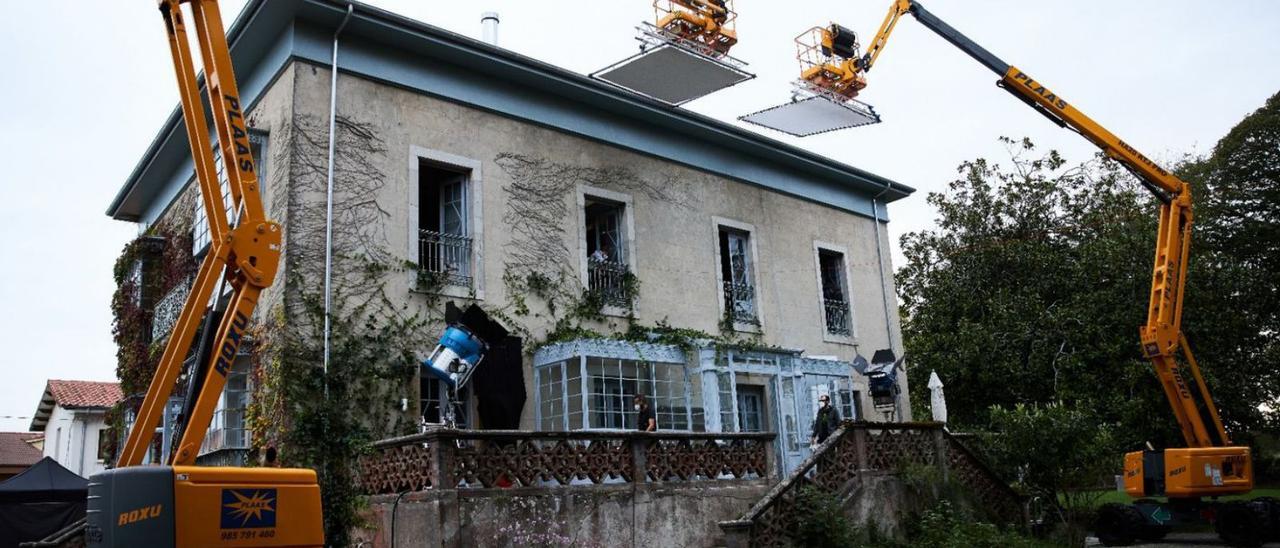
[193,131,268,256]
[711,216,764,333]
[576,185,637,317]
[534,356,693,432]
[812,241,858,344]
[201,356,250,455]
[408,146,484,300]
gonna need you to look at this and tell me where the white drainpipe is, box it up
[323,4,354,398]
[871,181,902,419]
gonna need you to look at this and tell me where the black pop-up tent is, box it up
[0,457,88,548]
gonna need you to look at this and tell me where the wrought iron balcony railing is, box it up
[722,280,758,325]
[151,275,193,342]
[418,229,473,286]
[823,297,851,336]
[588,258,631,307]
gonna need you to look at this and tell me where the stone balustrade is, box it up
[719,422,1025,547]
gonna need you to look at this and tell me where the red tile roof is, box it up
[30,380,124,431]
[46,380,123,409]
[0,432,43,467]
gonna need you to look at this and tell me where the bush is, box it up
[982,403,1117,544]
[790,487,867,548]
[789,485,1044,548]
[908,500,1047,548]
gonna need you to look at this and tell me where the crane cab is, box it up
[86,466,323,547]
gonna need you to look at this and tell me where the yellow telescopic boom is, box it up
[119,0,281,469]
[792,3,1274,543]
[89,2,322,546]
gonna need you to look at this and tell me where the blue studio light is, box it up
[423,325,486,387]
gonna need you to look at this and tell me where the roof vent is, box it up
[481,12,499,46]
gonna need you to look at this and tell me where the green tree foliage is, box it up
[898,137,1164,444]
[1177,91,1280,435]
[899,91,1280,452]
[982,403,1116,544]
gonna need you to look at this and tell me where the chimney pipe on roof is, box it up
[481,12,500,46]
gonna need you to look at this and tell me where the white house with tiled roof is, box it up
[29,380,123,477]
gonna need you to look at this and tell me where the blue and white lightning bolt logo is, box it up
[220,488,277,529]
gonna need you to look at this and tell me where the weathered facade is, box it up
[107,0,914,472]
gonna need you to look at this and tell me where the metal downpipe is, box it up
[871,181,900,418]
[323,4,354,399]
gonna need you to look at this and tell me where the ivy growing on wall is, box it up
[105,217,198,464]
[247,260,430,546]
[492,152,771,355]
[242,112,445,545]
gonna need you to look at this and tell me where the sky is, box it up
[0,1,1277,432]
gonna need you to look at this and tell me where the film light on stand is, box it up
[423,303,508,389]
[592,1,754,106]
[739,23,883,135]
[739,83,881,136]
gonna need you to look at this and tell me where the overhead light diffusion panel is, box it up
[593,45,754,106]
[740,95,881,137]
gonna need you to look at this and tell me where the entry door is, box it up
[736,385,766,432]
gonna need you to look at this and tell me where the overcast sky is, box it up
[1,1,1277,432]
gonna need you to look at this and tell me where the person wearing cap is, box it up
[810,394,841,446]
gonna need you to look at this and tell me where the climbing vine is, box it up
[243,112,447,545]
[104,209,198,463]
[492,153,772,357]
[247,260,430,545]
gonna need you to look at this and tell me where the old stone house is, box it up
[106,0,914,474]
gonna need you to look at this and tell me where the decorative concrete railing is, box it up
[357,429,776,495]
[719,422,1023,547]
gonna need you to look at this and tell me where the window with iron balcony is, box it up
[583,195,632,308]
[817,248,852,337]
[717,225,758,326]
[417,160,473,287]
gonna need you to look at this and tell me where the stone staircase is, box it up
[717,422,1025,547]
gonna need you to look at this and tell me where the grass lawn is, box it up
[1076,487,1280,508]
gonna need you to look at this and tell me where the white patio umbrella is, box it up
[928,370,947,423]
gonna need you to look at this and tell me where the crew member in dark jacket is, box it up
[634,394,656,432]
[810,394,840,445]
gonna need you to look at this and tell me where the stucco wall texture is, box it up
[154,59,911,430]
[352,481,772,548]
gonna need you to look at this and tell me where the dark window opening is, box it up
[585,197,630,307]
[418,161,472,285]
[736,385,766,433]
[718,226,757,324]
[819,249,851,336]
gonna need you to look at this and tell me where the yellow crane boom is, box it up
[791,2,1274,544]
[88,2,322,546]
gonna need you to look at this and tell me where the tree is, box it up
[1176,91,1280,435]
[900,89,1280,451]
[898,137,1167,445]
[982,403,1116,545]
